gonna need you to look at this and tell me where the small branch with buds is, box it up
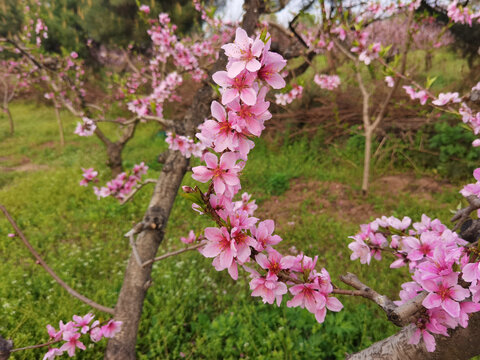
[339,272,428,327]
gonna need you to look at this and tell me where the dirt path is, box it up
[256,174,452,231]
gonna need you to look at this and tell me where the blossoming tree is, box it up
[2,1,480,360]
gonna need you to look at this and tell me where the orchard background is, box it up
[1,0,480,359]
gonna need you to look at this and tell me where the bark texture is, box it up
[348,312,480,360]
[106,142,124,178]
[0,335,12,360]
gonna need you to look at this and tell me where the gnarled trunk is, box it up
[348,312,480,360]
[106,142,124,178]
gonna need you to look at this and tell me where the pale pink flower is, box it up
[201,227,236,271]
[247,267,287,306]
[89,324,103,343]
[101,320,122,338]
[43,348,63,360]
[257,51,286,89]
[192,152,241,195]
[314,74,341,90]
[139,4,150,13]
[222,28,264,78]
[287,283,325,314]
[212,70,257,105]
[251,219,282,251]
[79,168,98,186]
[73,313,94,334]
[409,327,436,352]
[460,168,480,197]
[230,227,256,264]
[385,76,394,87]
[46,324,62,341]
[255,248,295,278]
[60,331,86,357]
[74,117,96,137]
[422,273,470,318]
[228,88,271,137]
[314,296,343,323]
[432,92,461,106]
[181,230,196,244]
[462,261,480,283]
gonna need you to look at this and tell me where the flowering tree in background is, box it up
[1,0,480,360]
[0,58,31,135]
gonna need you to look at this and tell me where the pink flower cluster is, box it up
[165,132,206,159]
[350,30,381,65]
[43,314,121,359]
[74,117,96,137]
[90,163,148,201]
[127,72,183,118]
[459,102,480,139]
[79,168,98,186]
[183,28,343,324]
[403,85,429,105]
[274,84,303,106]
[461,168,480,199]
[432,92,461,106]
[127,12,228,119]
[348,213,480,352]
[314,74,341,90]
[447,1,480,25]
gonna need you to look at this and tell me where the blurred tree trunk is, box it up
[4,105,14,135]
[53,100,65,148]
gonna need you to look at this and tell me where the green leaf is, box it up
[425,76,438,90]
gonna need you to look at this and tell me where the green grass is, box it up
[0,101,475,359]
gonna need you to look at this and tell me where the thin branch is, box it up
[356,70,371,128]
[288,0,315,49]
[340,273,396,311]
[141,243,204,267]
[371,9,415,130]
[451,195,480,231]
[339,272,428,327]
[0,205,114,315]
[119,179,157,205]
[139,115,176,128]
[9,339,58,353]
[118,119,140,145]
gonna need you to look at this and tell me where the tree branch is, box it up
[451,195,480,231]
[0,205,114,315]
[141,243,204,267]
[119,179,157,205]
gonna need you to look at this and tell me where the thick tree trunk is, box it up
[104,150,189,360]
[106,143,124,178]
[0,335,12,360]
[348,312,480,359]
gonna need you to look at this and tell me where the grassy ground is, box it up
[0,100,474,359]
